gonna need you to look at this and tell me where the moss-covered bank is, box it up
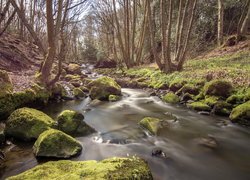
[7,157,153,180]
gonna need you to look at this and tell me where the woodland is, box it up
[0,0,249,179]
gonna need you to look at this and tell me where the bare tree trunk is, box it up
[0,0,10,26]
[177,0,197,70]
[241,1,250,34]
[40,0,56,85]
[218,0,224,46]
[0,9,16,35]
[10,0,45,54]
[174,0,183,60]
[148,0,162,69]
[237,0,250,40]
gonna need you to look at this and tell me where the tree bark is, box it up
[218,0,224,46]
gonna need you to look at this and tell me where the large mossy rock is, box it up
[0,70,13,97]
[33,129,82,158]
[139,117,162,135]
[89,76,121,100]
[66,63,81,75]
[5,108,56,141]
[204,80,233,98]
[7,157,152,180]
[57,110,95,136]
[73,88,86,99]
[162,92,180,104]
[230,101,250,122]
[187,102,211,112]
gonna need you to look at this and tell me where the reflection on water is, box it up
[1,88,250,180]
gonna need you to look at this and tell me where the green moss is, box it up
[162,92,180,104]
[7,157,152,180]
[169,79,187,92]
[138,117,161,135]
[212,101,232,116]
[226,94,245,105]
[73,88,85,99]
[0,70,13,97]
[0,94,16,119]
[57,110,95,136]
[89,76,121,100]
[109,94,120,102]
[33,129,82,158]
[5,108,56,141]
[176,84,199,96]
[12,89,36,107]
[187,102,211,111]
[230,101,250,122]
[204,96,220,107]
[204,80,233,98]
[65,74,81,81]
[31,84,51,104]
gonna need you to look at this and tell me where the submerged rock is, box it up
[162,92,180,104]
[204,80,233,98]
[0,70,13,97]
[57,110,95,136]
[33,129,82,158]
[89,76,121,100]
[7,157,153,180]
[196,136,218,149]
[139,117,163,135]
[230,101,250,123]
[109,94,121,102]
[5,108,56,141]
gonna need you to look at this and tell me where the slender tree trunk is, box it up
[241,1,250,34]
[218,0,224,46]
[148,0,162,69]
[177,0,197,70]
[40,0,56,85]
[0,9,16,35]
[237,0,250,40]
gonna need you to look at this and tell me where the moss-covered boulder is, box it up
[0,94,16,119]
[33,129,82,158]
[73,88,86,99]
[187,102,211,112]
[212,101,231,116]
[66,63,81,75]
[5,108,56,141]
[204,96,220,107]
[204,80,233,98]
[64,74,81,82]
[169,79,187,92]
[139,117,162,135]
[30,84,51,104]
[226,94,245,105]
[0,70,13,97]
[230,101,250,122]
[89,76,121,100]
[57,110,95,136]
[109,94,120,102]
[7,157,153,180]
[162,92,180,104]
[176,84,199,96]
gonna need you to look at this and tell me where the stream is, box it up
[1,63,250,179]
[1,88,250,179]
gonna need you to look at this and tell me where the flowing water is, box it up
[1,88,250,180]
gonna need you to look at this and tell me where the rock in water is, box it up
[162,92,180,104]
[0,70,13,97]
[57,110,95,136]
[33,129,82,158]
[230,101,250,124]
[5,108,56,141]
[7,157,153,180]
[89,76,121,100]
[66,63,81,75]
[139,117,162,135]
